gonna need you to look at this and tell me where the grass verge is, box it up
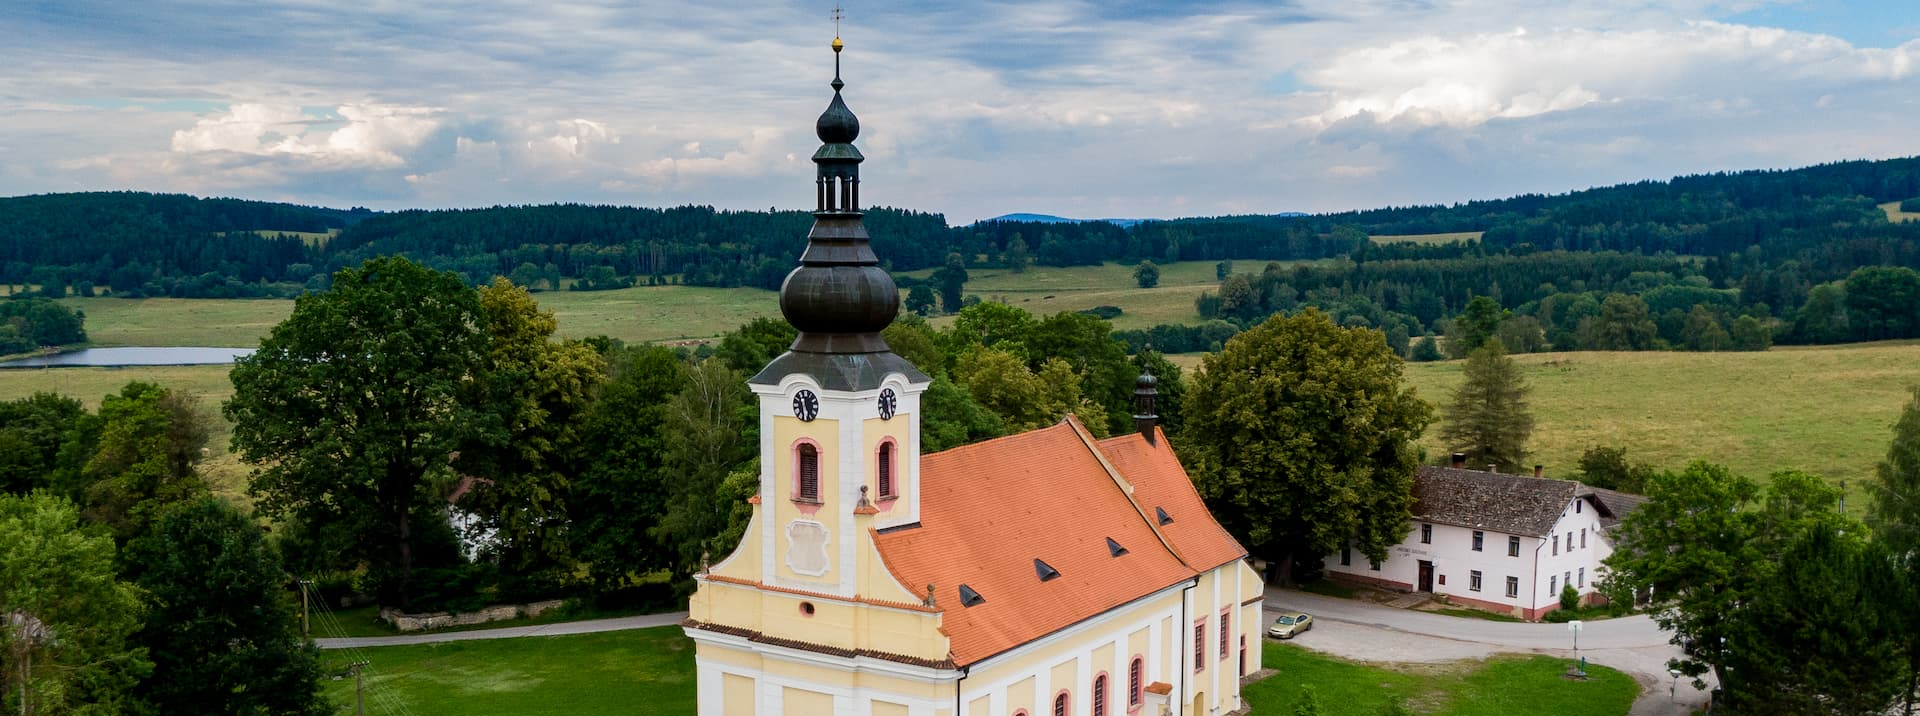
[1244,643,1636,716]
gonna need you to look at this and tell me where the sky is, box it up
[2,0,1917,224]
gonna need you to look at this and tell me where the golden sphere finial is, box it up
[832,36,844,52]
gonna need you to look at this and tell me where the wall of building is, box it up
[1322,497,1614,620]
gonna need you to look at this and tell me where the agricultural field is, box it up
[1367,231,1485,245]
[900,260,1233,331]
[1399,343,1920,508]
[1167,342,1920,511]
[1880,200,1920,223]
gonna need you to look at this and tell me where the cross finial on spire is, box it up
[832,5,845,35]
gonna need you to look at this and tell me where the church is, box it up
[682,34,1263,716]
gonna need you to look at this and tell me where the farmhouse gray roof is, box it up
[1411,466,1619,537]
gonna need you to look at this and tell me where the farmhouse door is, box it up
[1417,560,1434,592]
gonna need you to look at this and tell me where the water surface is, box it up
[0,347,254,368]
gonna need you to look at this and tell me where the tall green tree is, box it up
[78,382,210,542]
[1792,282,1850,344]
[714,317,798,375]
[1577,293,1660,350]
[1870,387,1920,715]
[569,345,689,591]
[653,358,755,576]
[0,393,87,495]
[1446,295,1507,357]
[1439,339,1533,473]
[933,252,969,314]
[1844,266,1920,340]
[122,497,330,716]
[454,279,605,585]
[1602,461,1761,689]
[1719,527,1902,715]
[227,256,489,606]
[1187,309,1433,583]
[1134,260,1160,289]
[0,493,148,716]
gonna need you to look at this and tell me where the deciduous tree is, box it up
[122,497,330,716]
[1134,260,1160,289]
[1870,387,1920,715]
[1439,339,1532,473]
[227,256,488,606]
[1187,309,1432,583]
[79,382,210,542]
[0,493,148,715]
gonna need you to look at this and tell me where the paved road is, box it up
[1262,588,1713,716]
[314,611,690,649]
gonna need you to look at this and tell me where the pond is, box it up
[0,347,256,368]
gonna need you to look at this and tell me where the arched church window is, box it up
[877,441,895,499]
[797,443,820,502]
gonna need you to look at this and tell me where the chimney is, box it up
[1132,370,1160,446]
[1533,464,1544,479]
[1451,453,1466,469]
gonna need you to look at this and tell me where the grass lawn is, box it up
[1244,643,1636,716]
[1880,201,1920,224]
[62,297,294,347]
[1402,342,1920,513]
[1368,231,1485,245]
[1423,607,1525,623]
[320,627,696,716]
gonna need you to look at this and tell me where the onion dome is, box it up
[750,35,925,391]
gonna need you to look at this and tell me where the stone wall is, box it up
[379,599,568,632]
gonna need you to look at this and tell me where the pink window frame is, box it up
[1053,690,1070,716]
[875,437,899,503]
[1092,672,1109,716]
[1193,619,1206,672]
[1128,655,1144,710]
[790,438,824,512]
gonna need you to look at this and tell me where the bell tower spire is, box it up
[751,30,925,382]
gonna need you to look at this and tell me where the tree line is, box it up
[5,156,1917,304]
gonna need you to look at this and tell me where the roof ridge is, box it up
[1067,418,1194,571]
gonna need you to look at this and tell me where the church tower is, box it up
[740,32,932,598]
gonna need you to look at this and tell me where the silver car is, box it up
[1268,612,1314,639]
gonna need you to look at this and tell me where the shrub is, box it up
[1078,305,1124,320]
[1561,583,1580,611]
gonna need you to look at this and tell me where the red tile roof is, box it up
[1097,429,1248,572]
[873,418,1244,666]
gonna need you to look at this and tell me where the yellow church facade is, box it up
[682,36,1262,716]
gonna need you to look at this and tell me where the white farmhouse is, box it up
[1324,463,1645,620]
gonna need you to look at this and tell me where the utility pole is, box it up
[346,661,369,716]
[297,579,311,636]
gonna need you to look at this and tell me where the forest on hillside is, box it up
[1,157,1917,351]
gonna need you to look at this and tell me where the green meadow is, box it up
[313,630,1633,716]
[1243,643,1637,716]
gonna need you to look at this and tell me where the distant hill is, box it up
[1,155,1916,301]
[980,213,1148,228]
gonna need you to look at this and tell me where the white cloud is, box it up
[1300,22,1920,129]
[169,102,442,169]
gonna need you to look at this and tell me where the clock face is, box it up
[792,390,820,422]
[878,388,897,420]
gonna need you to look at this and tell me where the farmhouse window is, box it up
[1421,523,1432,544]
[1469,570,1483,592]
[1550,575,1558,594]
[1552,534,1559,555]
[1505,576,1519,598]
[1508,536,1520,557]
[1581,528,1587,549]
[1472,531,1484,552]
[1578,567,1586,587]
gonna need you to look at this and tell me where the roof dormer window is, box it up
[1034,558,1060,581]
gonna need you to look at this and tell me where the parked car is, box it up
[1268,612,1313,639]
